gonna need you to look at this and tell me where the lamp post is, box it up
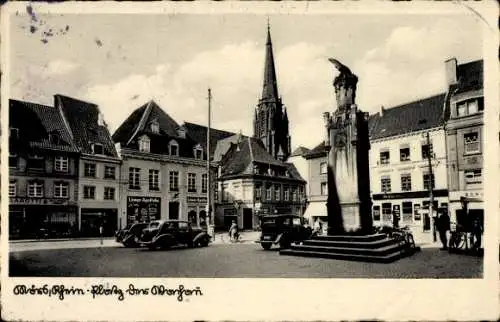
[206,88,213,238]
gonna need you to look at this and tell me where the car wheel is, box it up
[261,243,272,250]
[187,240,194,248]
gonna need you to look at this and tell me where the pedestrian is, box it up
[437,210,450,250]
[471,214,483,250]
[392,212,400,229]
[313,218,322,236]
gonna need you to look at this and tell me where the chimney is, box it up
[98,112,105,126]
[380,105,385,117]
[445,58,457,86]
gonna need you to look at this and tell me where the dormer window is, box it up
[177,128,186,139]
[92,143,104,155]
[49,132,60,145]
[194,145,203,159]
[150,120,159,134]
[138,136,150,153]
[169,140,179,156]
[9,127,19,139]
[253,164,259,174]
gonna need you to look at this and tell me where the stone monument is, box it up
[323,59,372,235]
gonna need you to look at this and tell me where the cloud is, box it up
[45,60,79,76]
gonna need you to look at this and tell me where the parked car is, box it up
[256,214,312,250]
[139,220,210,250]
[115,222,149,248]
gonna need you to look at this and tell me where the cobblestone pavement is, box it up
[9,240,482,278]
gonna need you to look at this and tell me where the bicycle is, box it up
[389,226,416,249]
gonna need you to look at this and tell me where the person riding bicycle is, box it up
[228,220,239,242]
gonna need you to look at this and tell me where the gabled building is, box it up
[55,95,121,237]
[301,142,328,225]
[9,99,80,239]
[112,101,216,229]
[444,58,484,226]
[369,94,449,232]
[214,135,306,230]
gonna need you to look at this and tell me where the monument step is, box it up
[290,241,406,257]
[280,246,420,263]
[302,237,395,249]
[311,234,387,243]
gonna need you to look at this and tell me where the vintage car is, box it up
[139,220,210,250]
[115,222,149,248]
[256,214,312,250]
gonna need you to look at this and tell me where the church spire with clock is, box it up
[253,22,291,161]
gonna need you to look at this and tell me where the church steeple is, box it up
[253,21,291,161]
[261,21,279,102]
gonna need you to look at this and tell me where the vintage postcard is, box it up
[1,1,498,321]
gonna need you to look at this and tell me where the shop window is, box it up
[320,182,328,195]
[414,204,421,221]
[54,182,69,198]
[401,174,412,192]
[187,173,196,192]
[372,205,381,221]
[464,132,480,154]
[9,180,16,197]
[84,163,96,177]
[54,156,69,172]
[381,203,392,222]
[169,171,179,191]
[28,181,44,197]
[320,162,327,174]
[149,169,160,191]
[423,173,435,191]
[381,176,391,193]
[379,150,390,165]
[104,166,116,179]
[399,147,410,162]
[83,186,96,199]
[402,202,413,222]
[128,167,141,190]
[104,187,115,200]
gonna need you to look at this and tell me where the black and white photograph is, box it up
[1,1,498,321]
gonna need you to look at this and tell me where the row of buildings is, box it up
[292,57,484,234]
[8,26,306,239]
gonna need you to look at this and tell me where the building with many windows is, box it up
[9,99,80,239]
[368,94,449,232]
[55,95,121,237]
[112,101,219,229]
[444,58,484,225]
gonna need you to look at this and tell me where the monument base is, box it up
[339,202,362,232]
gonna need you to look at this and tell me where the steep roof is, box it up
[261,24,279,103]
[290,146,310,157]
[9,99,78,153]
[183,122,237,158]
[112,100,180,145]
[304,141,326,159]
[369,93,446,140]
[456,59,483,94]
[55,95,118,157]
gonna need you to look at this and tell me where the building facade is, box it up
[444,58,484,226]
[302,143,328,226]
[9,99,80,239]
[112,101,216,230]
[369,95,449,231]
[56,95,121,237]
[214,136,306,230]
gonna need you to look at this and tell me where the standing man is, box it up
[437,209,450,250]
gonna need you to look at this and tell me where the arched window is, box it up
[169,140,179,156]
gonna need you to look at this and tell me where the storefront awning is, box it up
[303,202,327,219]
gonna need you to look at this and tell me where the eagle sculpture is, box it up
[328,58,353,76]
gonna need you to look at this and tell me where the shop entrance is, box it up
[243,208,253,230]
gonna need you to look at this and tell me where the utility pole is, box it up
[425,132,437,242]
[206,88,213,238]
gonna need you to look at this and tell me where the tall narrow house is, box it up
[253,24,291,161]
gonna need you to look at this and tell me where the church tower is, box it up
[253,23,291,161]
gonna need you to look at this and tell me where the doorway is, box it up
[243,208,253,230]
[169,202,179,220]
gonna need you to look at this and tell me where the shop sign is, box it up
[392,205,401,219]
[127,196,161,225]
[9,197,71,206]
[187,196,208,204]
[372,189,448,200]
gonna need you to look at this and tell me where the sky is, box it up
[8,4,485,151]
